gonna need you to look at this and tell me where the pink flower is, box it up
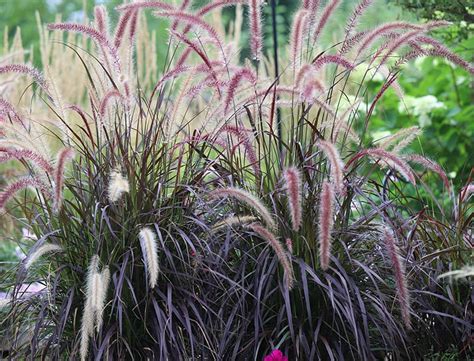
[264,349,288,361]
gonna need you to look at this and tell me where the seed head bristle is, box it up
[319,181,334,270]
[283,167,303,231]
[139,227,159,288]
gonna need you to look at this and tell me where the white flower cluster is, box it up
[398,95,446,127]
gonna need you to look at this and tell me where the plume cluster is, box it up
[139,227,160,288]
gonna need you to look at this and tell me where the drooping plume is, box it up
[316,140,345,194]
[249,223,295,289]
[224,67,256,113]
[378,126,421,153]
[24,243,62,269]
[211,187,276,231]
[248,0,263,60]
[53,148,75,212]
[406,154,450,189]
[0,177,50,211]
[139,227,160,288]
[319,181,334,271]
[282,167,303,231]
[312,0,341,44]
[0,147,55,174]
[382,227,411,329]
[212,215,257,231]
[0,64,48,92]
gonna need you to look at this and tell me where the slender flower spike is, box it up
[0,177,50,211]
[317,140,345,194]
[210,187,276,231]
[224,67,256,113]
[0,64,48,92]
[24,243,62,269]
[319,181,334,271]
[283,167,303,231]
[107,169,130,202]
[249,223,295,289]
[139,227,159,288]
[53,148,75,212]
[80,256,99,361]
[382,227,411,329]
[248,0,263,60]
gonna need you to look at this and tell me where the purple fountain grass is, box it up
[347,148,416,185]
[0,147,55,174]
[211,187,276,230]
[248,0,263,61]
[99,89,124,117]
[312,0,341,45]
[224,67,257,113]
[344,0,373,37]
[285,238,293,254]
[24,243,62,270]
[319,181,334,271]
[0,64,48,92]
[374,29,425,68]
[0,98,21,122]
[139,227,160,288]
[116,1,174,12]
[94,5,109,35]
[312,54,354,71]
[339,30,368,55]
[114,9,134,48]
[220,125,260,177]
[289,10,309,68]
[300,79,325,104]
[0,176,50,210]
[283,167,303,231]
[366,73,398,121]
[382,226,411,329]
[171,0,192,31]
[47,23,121,72]
[316,140,345,194]
[406,154,450,190]
[249,223,295,289]
[53,148,74,212]
[302,0,320,14]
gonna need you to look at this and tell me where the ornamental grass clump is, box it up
[0,0,472,359]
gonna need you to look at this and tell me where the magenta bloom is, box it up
[264,349,288,361]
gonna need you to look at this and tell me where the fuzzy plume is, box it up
[47,23,120,72]
[319,181,334,271]
[99,89,124,117]
[24,243,62,269]
[249,223,295,289]
[0,147,54,174]
[139,227,159,288]
[285,238,293,254]
[0,98,21,122]
[248,0,263,60]
[53,148,75,212]
[312,55,353,71]
[94,5,109,35]
[382,227,411,329]
[80,256,99,361]
[378,126,421,153]
[114,9,134,48]
[95,267,110,332]
[283,167,303,231]
[312,0,341,44]
[212,215,257,231]
[107,169,130,203]
[317,140,345,194]
[0,64,48,91]
[224,67,257,113]
[289,10,309,67]
[116,1,174,12]
[406,154,450,189]
[211,187,276,231]
[344,0,373,37]
[0,176,50,211]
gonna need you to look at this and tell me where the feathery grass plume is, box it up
[283,167,303,231]
[94,5,109,35]
[116,1,174,12]
[107,169,130,203]
[344,0,373,37]
[114,9,134,48]
[378,126,421,153]
[220,125,260,176]
[312,55,353,71]
[212,215,257,231]
[424,43,474,75]
[211,187,276,231]
[289,10,309,67]
[99,89,124,117]
[224,67,256,113]
[347,148,416,185]
[375,29,424,68]
[0,148,55,174]
[438,266,474,281]
[249,223,295,289]
[316,140,345,194]
[53,147,75,212]
[80,256,101,361]
[0,98,21,122]
[303,0,320,14]
[24,243,62,269]
[382,227,411,329]
[319,181,334,271]
[248,0,263,61]
[0,176,49,211]
[0,63,48,91]
[406,155,450,189]
[312,0,341,44]
[47,23,120,72]
[285,238,293,254]
[139,227,159,288]
[95,266,110,332]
